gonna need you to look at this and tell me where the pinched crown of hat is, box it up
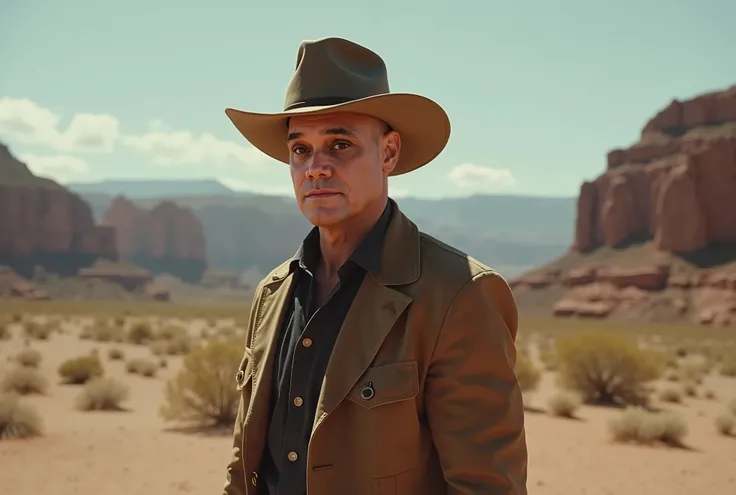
[225,37,451,176]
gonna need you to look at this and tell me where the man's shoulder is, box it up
[253,259,293,292]
[416,230,510,294]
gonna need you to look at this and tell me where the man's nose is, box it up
[305,153,333,180]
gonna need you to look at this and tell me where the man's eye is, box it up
[292,145,308,154]
[332,141,350,150]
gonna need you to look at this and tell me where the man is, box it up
[222,37,527,495]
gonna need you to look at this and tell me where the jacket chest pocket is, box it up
[346,361,419,408]
[344,361,421,478]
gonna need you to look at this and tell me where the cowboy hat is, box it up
[224,37,451,176]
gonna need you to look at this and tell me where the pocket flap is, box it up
[346,361,419,409]
[235,348,254,391]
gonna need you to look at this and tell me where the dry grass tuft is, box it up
[0,393,43,439]
[76,377,130,411]
[547,391,581,418]
[609,407,688,447]
[58,354,104,385]
[1,367,49,395]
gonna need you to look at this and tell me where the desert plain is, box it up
[1,300,735,495]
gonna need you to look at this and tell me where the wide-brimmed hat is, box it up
[225,37,451,176]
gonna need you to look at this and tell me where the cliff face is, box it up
[574,85,736,253]
[0,143,117,277]
[101,196,207,283]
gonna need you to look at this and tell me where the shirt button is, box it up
[293,396,304,407]
[288,451,298,462]
[302,338,313,348]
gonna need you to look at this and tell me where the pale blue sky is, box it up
[1,0,733,198]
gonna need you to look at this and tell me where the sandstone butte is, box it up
[101,196,207,284]
[512,84,736,325]
[0,143,118,278]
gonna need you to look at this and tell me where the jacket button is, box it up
[251,472,258,486]
[360,382,375,400]
[288,451,298,462]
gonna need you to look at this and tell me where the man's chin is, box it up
[302,208,349,228]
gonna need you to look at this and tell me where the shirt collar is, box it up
[290,200,392,275]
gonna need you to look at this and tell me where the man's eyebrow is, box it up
[286,127,356,142]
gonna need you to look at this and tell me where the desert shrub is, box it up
[159,358,168,368]
[0,324,10,340]
[159,339,242,426]
[678,363,705,384]
[719,355,736,377]
[682,382,697,397]
[514,352,541,392]
[24,322,52,340]
[15,348,42,368]
[555,332,662,406]
[703,389,716,400]
[87,324,125,343]
[58,354,104,384]
[729,398,736,416]
[149,340,168,356]
[715,413,735,436]
[538,349,558,371]
[547,391,581,418]
[609,407,688,447]
[126,358,158,377]
[0,393,43,439]
[76,377,130,411]
[1,367,49,395]
[128,322,154,345]
[659,387,683,403]
[108,348,124,360]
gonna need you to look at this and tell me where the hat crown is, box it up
[283,37,391,111]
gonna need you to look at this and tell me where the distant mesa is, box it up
[514,84,736,325]
[0,142,118,278]
[101,196,207,284]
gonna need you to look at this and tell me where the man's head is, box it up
[287,111,400,227]
[225,37,450,211]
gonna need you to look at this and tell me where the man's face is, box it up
[287,112,400,227]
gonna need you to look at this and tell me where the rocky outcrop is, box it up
[101,197,207,283]
[0,143,117,277]
[574,85,736,253]
[511,265,736,324]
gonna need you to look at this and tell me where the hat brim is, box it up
[224,93,450,176]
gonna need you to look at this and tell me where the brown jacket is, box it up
[223,205,527,495]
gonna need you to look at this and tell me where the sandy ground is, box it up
[1,319,735,495]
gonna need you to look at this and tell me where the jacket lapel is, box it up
[244,264,295,471]
[312,202,421,433]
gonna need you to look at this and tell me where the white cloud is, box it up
[0,97,273,169]
[0,97,119,152]
[448,163,515,191]
[18,153,89,182]
[389,186,411,198]
[122,129,270,168]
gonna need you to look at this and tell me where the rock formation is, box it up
[0,143,117,277]
[513,84,736,325]
[574,85,736,253]
[101,196,207,283]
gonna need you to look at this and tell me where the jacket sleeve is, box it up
[223,396,248,495]
[425,269,528,494]
[223,288,263,495]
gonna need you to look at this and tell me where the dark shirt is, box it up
[259,200,393,495]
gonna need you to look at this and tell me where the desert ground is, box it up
[1,301,735,495]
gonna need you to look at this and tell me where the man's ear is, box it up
[381,130,401,175]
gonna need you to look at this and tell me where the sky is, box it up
[0,0,734,199]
